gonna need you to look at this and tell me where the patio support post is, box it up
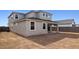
[56,24,59,33]
[50,25,52,33]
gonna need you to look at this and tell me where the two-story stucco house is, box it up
[8,10,57,36]
[8,10,75,37]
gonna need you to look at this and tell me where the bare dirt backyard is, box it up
[0,32,79,49]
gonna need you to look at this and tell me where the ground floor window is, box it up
[43,23,46,29]
[30,22,35,30]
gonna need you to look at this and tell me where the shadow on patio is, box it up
[26,33,79,46]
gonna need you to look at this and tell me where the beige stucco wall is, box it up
[38,12,52,20]
[25,12,52,20]
[9,13,24,23]
[25,19,48,36]
[9,19,48,37]
[9,21,27,37]
[17,14,24,20]
[25,12,36,18]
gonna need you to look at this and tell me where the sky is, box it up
[0,10,79,26]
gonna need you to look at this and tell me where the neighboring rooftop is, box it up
[55,19,75,25]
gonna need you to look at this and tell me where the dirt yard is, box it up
[0,32,79,49]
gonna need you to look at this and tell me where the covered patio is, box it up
[50,19,76,33]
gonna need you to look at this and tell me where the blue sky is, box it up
[0,10,79,26]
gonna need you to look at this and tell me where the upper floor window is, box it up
[15,15,18,19]
[43,13,45,16]
[43,13,50,18]
[46,14,50,18]
[43,23,46,29]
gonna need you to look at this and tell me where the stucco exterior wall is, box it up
[9,19,48,37]
[17,14,24,20]
[38,12,52,20]
[25,12,36,18]
[9,13,24,23]
[25,19,48,36]
[25,12,52,20]
[9,21,28,37]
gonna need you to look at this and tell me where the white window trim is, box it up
[29,21,36,31]
[42,22,46,30]
[14,14,19,20]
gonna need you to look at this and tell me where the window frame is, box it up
[30,22,35,30]
[43,13,45,16]
[15,15,18,19]
[43,23,46,29]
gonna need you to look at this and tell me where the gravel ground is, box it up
[0,32,79,49]
[0,32,45,49]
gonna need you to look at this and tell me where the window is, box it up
[43,13,45,16]
[15,15,18,19]
[43,23,46,29]
[46,14,50,17]
[30,22,35,30]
